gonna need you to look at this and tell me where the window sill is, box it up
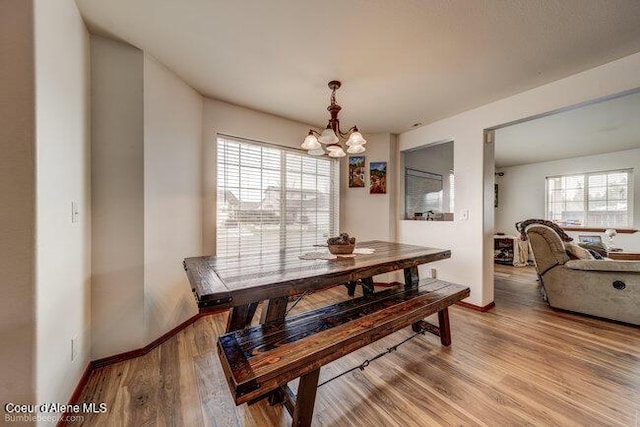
[561,227,638,234]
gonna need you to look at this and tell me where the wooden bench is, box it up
[217,279,469,426]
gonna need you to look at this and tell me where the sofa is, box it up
[523,223,640,325]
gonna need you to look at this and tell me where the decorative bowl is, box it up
[328,243,355,255]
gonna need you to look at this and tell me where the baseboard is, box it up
[92,310,218,368]
[57,362,92,427]
[456,300,496,312]
[57,308,223,427]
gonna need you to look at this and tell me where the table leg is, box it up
[438,307,452,346]
[361,277,375,296]
[345,281,357,297]
[404,265,419,290]
[260,296,289,325]
[291,368,320,427]
[225,302,258,332]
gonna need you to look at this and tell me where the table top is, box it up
[184,240,450,308]
[606,250,640,260]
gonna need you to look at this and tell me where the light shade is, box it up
[347,144,366,154]
[301,134,321,150]
[328,147,346,158]
[346,131,366,146]
[318,128,339,145]
[308,147,325,156]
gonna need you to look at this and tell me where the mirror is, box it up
[402,141,454,220]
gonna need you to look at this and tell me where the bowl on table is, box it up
[328,243,355,255]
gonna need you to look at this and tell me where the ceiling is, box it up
[494,90,640,168]
[75,0,640,133]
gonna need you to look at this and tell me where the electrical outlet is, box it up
[71,201,80,223]
[430,268,437,279]
[71,336,78,361]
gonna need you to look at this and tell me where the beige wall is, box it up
[91,36,145,359]
[0,0,36,408]
[143,55,203,343]
[91,39,205,358]
[340,133,398,242]
[399,52,640,307]
[34,0,92,410]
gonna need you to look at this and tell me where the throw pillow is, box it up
[587,249,604,259]
[565,243,594,260]
[578,242,608,256]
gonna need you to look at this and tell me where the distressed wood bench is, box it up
[217,279,469,426]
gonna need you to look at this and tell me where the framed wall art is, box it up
[370,161,387,194]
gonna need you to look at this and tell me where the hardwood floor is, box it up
[73,265,640,426]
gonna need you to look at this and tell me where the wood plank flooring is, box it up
[73,265,640,426]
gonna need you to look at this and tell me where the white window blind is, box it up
[546,169,633,227]
[216,135,339,257]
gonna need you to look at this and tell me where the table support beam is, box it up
[226,302,258,332]
[260,296,289,325]
[404,265,419,290]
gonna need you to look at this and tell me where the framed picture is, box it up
[348,156,365,188]
[370,161,387,194]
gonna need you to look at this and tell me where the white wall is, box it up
[0,0,36,408]
[201,98,317,255]
[495,147,640,250]
[399,52,640,307]
[34,0,91,415]
[91,36,145,359]
[143,55,203,342]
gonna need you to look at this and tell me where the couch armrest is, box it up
[565,259,640,273]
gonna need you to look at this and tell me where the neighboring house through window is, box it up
[216,135,339,257]
[546,169,633,227]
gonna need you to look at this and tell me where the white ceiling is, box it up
[75,0,640,133]
[494,91,640,168]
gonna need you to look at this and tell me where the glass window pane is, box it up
[217,136,338,256]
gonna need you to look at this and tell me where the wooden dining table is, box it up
[183,240,451,332]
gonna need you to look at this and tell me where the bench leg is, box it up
[226,302,258,332]
[292,369,320,427]
[438,307,452,346]
[361,277,375,296]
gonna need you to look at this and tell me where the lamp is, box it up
[302,81,366,157]
[604,228,618,249]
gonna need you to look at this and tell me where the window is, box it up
[546,169,633,227]
[405,168,443,219]
[216,135,339,257]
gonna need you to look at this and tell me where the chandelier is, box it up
[301,80,367,157]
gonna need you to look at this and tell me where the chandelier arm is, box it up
[309,129,322,137]
[337,125,358,138]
